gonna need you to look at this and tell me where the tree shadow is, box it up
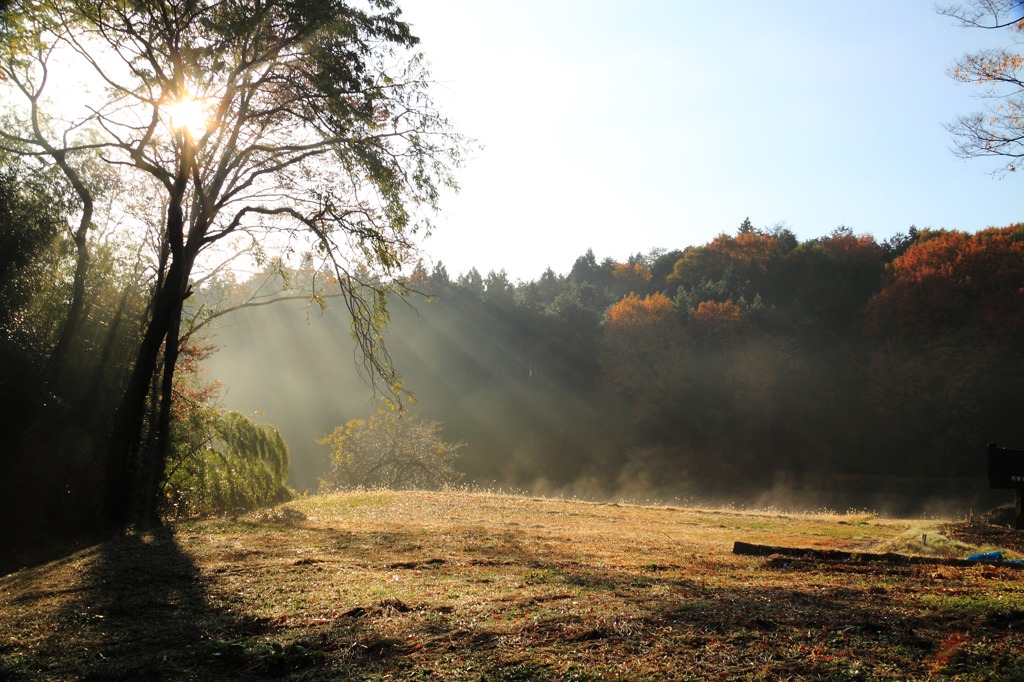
[20,527,327,680]
[8,509,1021,680]
[274,520,1014,680]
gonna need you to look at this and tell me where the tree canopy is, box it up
[0,0,463,530]
[941,0,1024,172]
[319,410,464,490]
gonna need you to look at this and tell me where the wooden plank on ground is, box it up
[732,541,1024,569]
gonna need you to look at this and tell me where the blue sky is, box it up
[398,0,1022,281]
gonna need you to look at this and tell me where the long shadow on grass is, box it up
[258,518,1024,680]
[32,527,324,680]
[23,514,1022,681]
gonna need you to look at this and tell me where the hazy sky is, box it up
[398,0,1022,281]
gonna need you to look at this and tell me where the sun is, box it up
[165,95,210,139]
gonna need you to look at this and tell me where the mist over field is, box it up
[203,227,1023,518]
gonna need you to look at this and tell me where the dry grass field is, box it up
[3,489,1024,680]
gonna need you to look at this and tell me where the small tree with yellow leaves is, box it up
[319,411,464,491]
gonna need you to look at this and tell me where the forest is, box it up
[203,220,1024,515]
[1,0,1023,574]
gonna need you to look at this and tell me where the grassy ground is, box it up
[3,489,1024,680]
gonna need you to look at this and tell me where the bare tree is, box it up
[940,1,1024,173]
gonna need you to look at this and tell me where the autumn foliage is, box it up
[176,216,1024,507]
[669,231,786,290]
[693,300,743,334]
[866,225,1024,335]
[611,261,653,283]
[707,230,787,265]
[605,292,675,329]
[943,1,1024,173]
[601,292,689,421]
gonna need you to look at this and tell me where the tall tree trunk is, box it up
[140,298,182,527]
[102,127,199,531]
[47,155,92,389]
[101,273,181,530]
[83,277,137,420]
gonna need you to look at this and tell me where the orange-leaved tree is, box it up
[601,293,690,422]
[865,225,1024,335]
[605,292,676,333]
[607,259,655,299]
[941,0,1024,173]
[668,224,792,310]
[865,224,1024,467]
[692,300,743,337]
[780,228,888,330]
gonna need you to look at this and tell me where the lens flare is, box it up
[165,95,210,139]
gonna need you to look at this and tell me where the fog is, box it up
[203,286,1011,519]
[204,295,610,493]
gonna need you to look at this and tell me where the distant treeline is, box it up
[205,219,1024,507]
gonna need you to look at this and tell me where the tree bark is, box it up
[101,272,181,530]
[140,296,182,527]
[732,541,1024,568]
[47,154,92,389]
[102,169,192,530]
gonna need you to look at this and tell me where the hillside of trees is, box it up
[2,0,1022,575]
[2,135,1021,568]
[203,219,1024,514]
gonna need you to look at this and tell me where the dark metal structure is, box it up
[987,443,1024,530]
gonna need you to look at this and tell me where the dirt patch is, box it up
[943,521,1024,556]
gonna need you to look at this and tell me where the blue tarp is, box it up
[967,551,1004,563]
